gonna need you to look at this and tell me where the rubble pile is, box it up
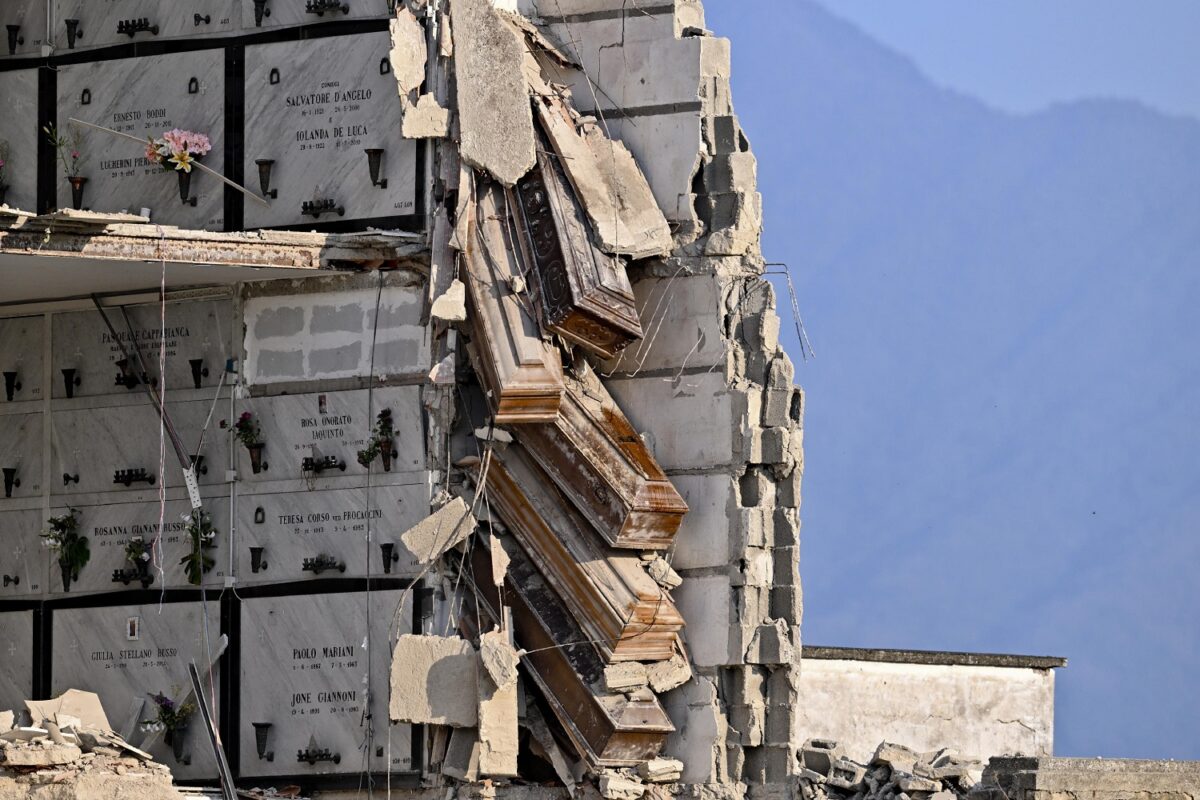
[800,741,985,800]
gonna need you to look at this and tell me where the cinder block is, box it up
[673,575,737,666]
[828,759,868,790]
[759,427,790,465]
[801,739,843,776]
[728,703,765,746]
[745,620,796,666]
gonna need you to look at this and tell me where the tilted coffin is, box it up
[462,180,564,422]
[481,444,683,662]
[510,141,643,360]
[519,366,687,550]
[458,537,673,766]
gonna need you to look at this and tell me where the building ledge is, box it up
[803,645,1067,670]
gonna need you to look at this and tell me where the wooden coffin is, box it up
[519,366,687,550]
[459,537,673,766]
[482,444,683,662]
[463,180,564,423]
[510,140,643,360]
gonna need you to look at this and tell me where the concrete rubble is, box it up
[799,740,985,800]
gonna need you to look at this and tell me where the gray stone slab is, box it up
[0,69,39,212]
[237,482,428,584]
[0,510,50,599]
[240,0,390,33]
[51,600,222,779]
[243,32,418,227]
[53,0,239,51]
[51,399,231,496]
[0,1,47,60]
[234,386,424,483]
[52,298,234,400]
[242,281,428,385]
[0,610,34,713]
[56,50,225,228]
[43,497,230,595]
[0,412,44,502]
[0,315,44,408]
[238,590,415,777]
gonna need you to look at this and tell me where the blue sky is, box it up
[702,1,1200,760]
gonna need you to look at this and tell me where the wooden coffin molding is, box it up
[482,444,684,663]
[510,136,644,360]
[462,179,564,423]
[459,537,674,767]
[519,364,688,550]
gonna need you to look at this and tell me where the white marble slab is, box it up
[0,315,44,409]
[0,1,48,59]
[239,590,414,777]
[233,387,424,483]
[53,0,239,51]
[43,497,229,595]
[237,482,427,584]
[0,610,34,712]
[51,600,222,779]
[240,0,390,32]
[0,412,43,503]
[243,281,429,385]
[243,32,418,228]
[0,510,50,598]
[0,69,38,212]
[52,298,234,400]
[56,49,225,228]
[51,399,231,497]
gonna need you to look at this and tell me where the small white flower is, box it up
[140,552,151,562]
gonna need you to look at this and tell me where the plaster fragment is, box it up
[647,650,692,693]
[389,634,479,727]
[599,773,645,800]
[477,637,519,776]
[645,557,682,590]
[388,7,427,97]
[431,278,468,321]
[479,629,521,688]
[399,497,476,564]
[603,662,649,693]
[403,94,452,139]
[637,758,683,783]
[429,353,456,384]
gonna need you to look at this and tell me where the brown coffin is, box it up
[463,179,564,423]
[519,367,688,550]
[481,444,683,662]
[510,141,643,360]
[459,537,673,766]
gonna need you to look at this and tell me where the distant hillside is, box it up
[708,0,1200,760]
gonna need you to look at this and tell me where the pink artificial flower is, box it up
[71,151,79,159]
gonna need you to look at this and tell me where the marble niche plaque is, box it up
[0,412,43,503]
[44,497,229,595]
[234,386,424,484]
[243,32,418,228]
[56,50,225,228]
[0,1,48,60]
[239,590,414,778]
[0,510,50,599]
[0,69,39,212]
[0,315,44,408]
[237,483,427,584]
[0,611,34,712]
[241,0,390,33]
[51,400,231,496]
[52,298,234,400]
[52,601,222,779]
[53,0,239,51]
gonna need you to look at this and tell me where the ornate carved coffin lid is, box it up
[459,537,673,767]
[462,180,564,423]
[510,137,643,360]
[519,364,687,550]
[481,443,684,663]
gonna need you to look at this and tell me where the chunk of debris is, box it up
[0,741,82,766]
[451,0,536,185]
[477,631,519,776]
[873,741,920,775]
[801,738,844,776]
[429,353,457,384]
[403,94,452,139]
[489,534,510,587]
[478,629,521,688]
[534,95,673,259]
[602,662,649,693]
[442,727,481,781]
[25,690,111,732]
[646,650,692,693]
[388,6,427,96]
[474,425,514,444]
[399,496,476,564]
[431,278,467,321]
[645,556,682,590]
[599,773,645,800]
[827,758,867,790]
[389,634,479,727]
[636,758,683,783]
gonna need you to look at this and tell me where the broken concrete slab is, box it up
[431,278,468,322]
[603,662,649,693]
[535,95,673,259]
[636,758,683,783]
[452,0,536,185]
[399,497,477,564]
[389,635,479,727]
[874,742,921,775]
[477,649,519,777]
[25,691,111,733]
[479,630,521,688]
[802,738,844,776]
[388,6,427,97]
[646,651,692,694]
[598,773,644,800]
[645,557,682,590]
[827,758,867,790]
[403,94,452,139]
[0,742,82,766]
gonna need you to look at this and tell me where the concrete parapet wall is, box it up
[986,756,1200,799]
